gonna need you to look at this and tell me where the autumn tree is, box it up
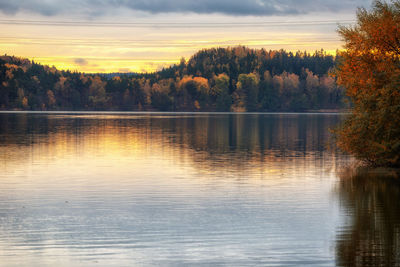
[259,71,279,111]
[235,73,259,111]
[88,76,107,109]
[212,73,231,111]
[305,69,320,108]
[150,81,173,110]
[335,0,400,167]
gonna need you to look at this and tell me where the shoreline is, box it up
[0,110,349,115]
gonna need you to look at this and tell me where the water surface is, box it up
[0,112,398,266]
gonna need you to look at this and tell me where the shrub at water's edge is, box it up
[335,0,400,167]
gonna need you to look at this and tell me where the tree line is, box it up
[0,46,346,111]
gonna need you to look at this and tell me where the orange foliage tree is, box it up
[335,0,400,167]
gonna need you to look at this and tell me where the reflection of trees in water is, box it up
[336,168,400,267]
[0,113,340,150]
[0,113,341,172]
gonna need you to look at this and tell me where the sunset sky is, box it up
[0,0,372,73]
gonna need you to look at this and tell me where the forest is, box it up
[0,46,346,112]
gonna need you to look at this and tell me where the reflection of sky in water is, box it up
[1,112,391,266]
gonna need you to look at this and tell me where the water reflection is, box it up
[0,112,348,266]
[0,113,341,170]
[336,168,400,267]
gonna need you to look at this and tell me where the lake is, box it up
[0,112,399,266]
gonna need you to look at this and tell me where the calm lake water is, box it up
[0,112,399,267]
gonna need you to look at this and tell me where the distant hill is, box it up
[0,46,346,111]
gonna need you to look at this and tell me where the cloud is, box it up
[0,0,372,17]
[118,68,131,73]
[74,58,88,66]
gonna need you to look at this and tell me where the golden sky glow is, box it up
[0,11,358,73]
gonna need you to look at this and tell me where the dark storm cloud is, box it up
[0,0,372,16]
